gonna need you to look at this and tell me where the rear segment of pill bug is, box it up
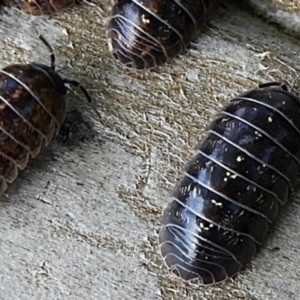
[106,0,221,69]
[3,0,81,15]
[159,82,300,284]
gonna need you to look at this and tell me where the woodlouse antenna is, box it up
[38,35,56,69]
[63,79,101,121]
[63,79,92,103]
[32,25,56,68]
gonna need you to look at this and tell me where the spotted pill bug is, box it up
[106,0,221,69]
[0,35,92,197]
[159,82,300,285]
[3,0,81,15]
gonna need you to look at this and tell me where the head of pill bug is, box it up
[30,62,67,95]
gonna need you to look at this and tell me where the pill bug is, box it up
[0,35,92,196]
[3,0,81,15]
[106,0,221,69]
[159,82,300,285]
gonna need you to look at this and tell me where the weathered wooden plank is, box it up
[0,1,300,299]
[248,0,300,38]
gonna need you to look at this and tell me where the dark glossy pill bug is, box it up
[3,0,81,15]
[0,35,92,196]
[106,0,221,69]
[159,82,300,285]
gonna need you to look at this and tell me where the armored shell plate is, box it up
[159,82,300,285]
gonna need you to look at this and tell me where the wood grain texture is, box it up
[0,1,300,299]
[247,0,300,37]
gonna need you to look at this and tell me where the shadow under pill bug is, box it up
[159,82,300,285]
[3,0,81,15]
[0,35,92,196]
[106,0,221,69]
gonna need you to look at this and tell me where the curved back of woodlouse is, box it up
[0,34,92,197]
[159,82,300,285]
[106,0,222,69]
[3,0,81,15]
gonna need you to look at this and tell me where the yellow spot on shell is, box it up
[211,199,223,207]
[236,155,244,162]
[141,14,150,24]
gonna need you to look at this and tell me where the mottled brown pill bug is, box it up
[0,35,92,196]
[159,82,300,285]
[106,0,221,69]
[3,0,81,15]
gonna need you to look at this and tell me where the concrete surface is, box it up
[0,0,300,299]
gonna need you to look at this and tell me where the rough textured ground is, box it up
[0,0,300,299]
[247,0,300,37]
